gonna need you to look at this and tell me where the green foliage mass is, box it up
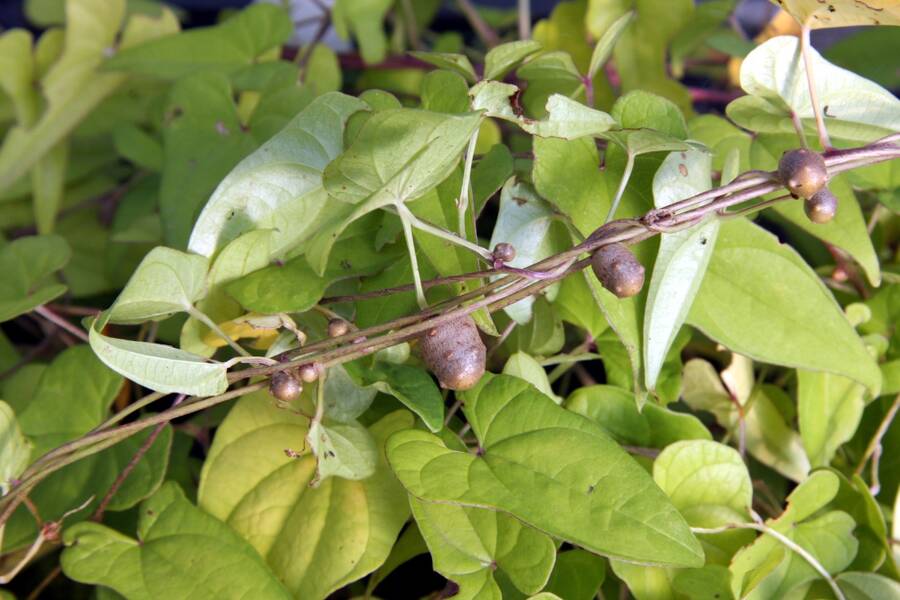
[0,0,898,598]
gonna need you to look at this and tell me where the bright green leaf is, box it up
[105,4,292,79]
[386,374,704,567]
[543,549,606,600]
[587,10,633,79]
[688,218,881,395]
[566,384,710,448]
[0,400,32,494]
[0,234,70,322]
[484,40,542,81]
[411,496,556,598]
[653,440,752,527]
[107,246,208,323]
[332,0,392,65]
[798,369,865,468]
[409,51,477,84]
[307,108,481,273]
[61,482,291,600]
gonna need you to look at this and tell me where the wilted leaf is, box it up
[471,83,617,140]
[776,0,900,28]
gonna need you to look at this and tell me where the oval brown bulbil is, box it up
[591,243,645,298]
[804,187,838,224]
[419,315,486,391]
[269,370,302,402]
[778,148,828,199]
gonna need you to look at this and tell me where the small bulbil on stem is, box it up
[298,362,323,383]
[804,188,838,224]
[591,243,645,298]
[778,149,828,199]
[419,315,486,391]
[492,242,516,264]
[269,370,302,402]
[327,318,351,338]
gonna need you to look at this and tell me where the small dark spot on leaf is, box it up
[340,259,352,270]
[513,195,528,206]
[215,121,230,136]
[678,163,688,177]
[273,259,284,267]
[146,510,154,516]
[587,485,595,494]
[700,238,707,245]
[828,4,836,11]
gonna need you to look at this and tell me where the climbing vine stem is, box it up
[0,136,897,537]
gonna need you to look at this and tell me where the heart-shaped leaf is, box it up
[688,218,881,395]
[306,108,481,273]
[61,483,292,600]
[198,392,413,599]
[0,234,70,322]
[386,374,704,567]
[412,495,556,598]
[188,92,367,259]
[107,246,208,324]
[727,36,900,142]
